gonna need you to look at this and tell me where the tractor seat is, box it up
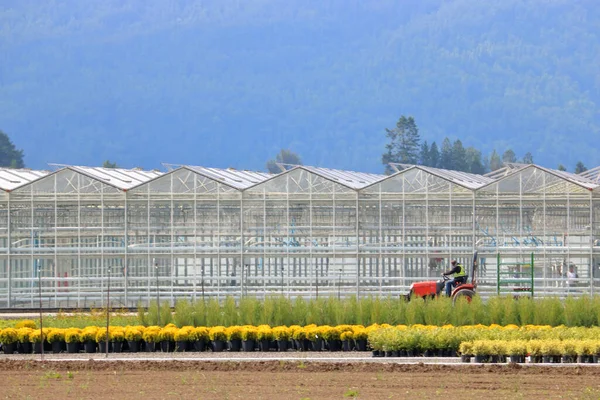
[454,275,469,286]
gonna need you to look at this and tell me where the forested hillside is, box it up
[1,0,598,172]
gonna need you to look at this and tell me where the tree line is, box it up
[382,116,589,175]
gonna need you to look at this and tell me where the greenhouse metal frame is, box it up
[1,162,600,309]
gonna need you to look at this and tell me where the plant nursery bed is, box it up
[0,360,599,399]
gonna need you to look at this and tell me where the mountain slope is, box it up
[1,0,598,172]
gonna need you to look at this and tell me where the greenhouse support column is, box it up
[286,174,290,299]
[542,174,547,289]
[519,173,523,275]
[192,176,197,302]
[332,182,336,300]
[240,194,244,299]
[590,191,594,296]
[355,191,360,298]
[216,186,221,301]
[567,189,570,292]
[472,191,476,262]
[263,187,267,297]
[100,185,105,306]
[170,173,174,305]
[309,174,316,299]
[146,184,151,306]
[402,175,406,289]
[54,174,58,308]
[378,184,382,295]
[495,184,499,272]
[77,175,81,308]
[30,189,34,307]
[449,184,453,263]
[7,193,11,308]
[124,194,129,306]
[425,177,429,273]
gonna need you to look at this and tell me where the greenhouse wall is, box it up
[0,164,599,308]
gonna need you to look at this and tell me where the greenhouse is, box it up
[0,162,599,309]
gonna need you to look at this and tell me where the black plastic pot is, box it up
[212,340,226,352]
[160,341,175,352]
[51,341,64,354]
[2,342,16,354]
[33,342,43,354]
[461,355,471,363]
[84,340,96,353]
[277,339,288,352]
[327,340,341,352]
[242,340,256,352]
[311,338,323,352]
[66,342,80,354]
[19,342,32,354]
[113,341,123,353]
[562,355,575,363]
[193,340,206,352]
[145,341,156,352]
[474,355,488,363]
[342,340,352,352]
[577,355,589,363]
[99,341,112,353]
[355,339,368,352]
[128,340,140,353]
[175,341,188,352]
[509,355,524,363]
[228,339,242,352]
[258,339,270,352]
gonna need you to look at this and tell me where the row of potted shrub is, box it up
[458,339,600,364]
[367,324,600,361]
[0,323,370,354]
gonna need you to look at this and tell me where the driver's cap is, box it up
[451,260,457,265]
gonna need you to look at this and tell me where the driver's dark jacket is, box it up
[443,265,463,276]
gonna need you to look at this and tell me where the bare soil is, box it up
[1,360,600,399]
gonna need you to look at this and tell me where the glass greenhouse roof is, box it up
[47,165,163,190]
[300,166,385,190]
[180,165,272,190]
[0,168,50,191]
[391,164,493,190]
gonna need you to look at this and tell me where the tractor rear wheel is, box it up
[452,289,475,304]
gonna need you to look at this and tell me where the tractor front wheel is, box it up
[452,289,475,304]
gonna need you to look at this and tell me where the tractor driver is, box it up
[442,260,467,297]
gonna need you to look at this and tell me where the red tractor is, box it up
[405,252,478,303]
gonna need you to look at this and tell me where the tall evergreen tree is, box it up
[451,140,467,172]
[557,164,567,172]
[429,141,440,168]
[575,161,587,174]
[521,152,534,164]
[490,150,503,171]
[381,115,421,173]
[266,149,302,173]
[482,154,490,173]
[465,147,485,174]
[0,130,25,168]
[439,138,453,169]
[502,149,517,164]
[102,160,118,168]
[419,140,430,166]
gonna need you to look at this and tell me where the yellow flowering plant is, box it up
[15,320,36,329]
[64,328,82,343]
[0,328,19,344]
[16,328,33,343]
[272,326,291,341]
[191,327,209,341]
[209,326,227,341]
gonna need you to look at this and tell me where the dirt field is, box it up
[1,360,600,399]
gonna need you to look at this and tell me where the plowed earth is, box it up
[1,360,600,399]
